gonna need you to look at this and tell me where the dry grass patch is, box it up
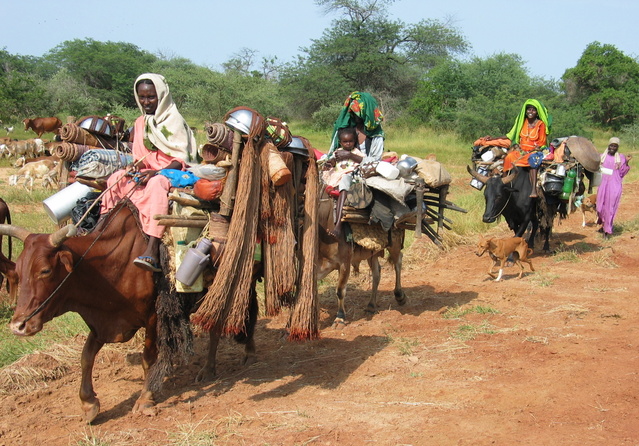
[0,342,80,394]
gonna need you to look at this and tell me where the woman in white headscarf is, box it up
[100,73,197,272]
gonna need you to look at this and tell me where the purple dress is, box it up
[596,152,631,234]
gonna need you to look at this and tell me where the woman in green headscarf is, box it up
[503,99,552,197]
[324,92,385,236]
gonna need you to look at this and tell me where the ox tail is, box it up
[149,243,195,392]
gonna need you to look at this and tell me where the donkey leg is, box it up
[365,254,381,314]
[334,262,351,327]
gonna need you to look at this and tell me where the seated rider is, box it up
[501,99,551,198]
[326,92,385,237]
[321,127,364,237]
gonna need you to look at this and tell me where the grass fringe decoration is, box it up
[288,137,320,341]
[192,108,265,334]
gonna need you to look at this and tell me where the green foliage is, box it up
[0,49,51,119]
[44,39,158,109]
[152,58,288,123]
[408,53,580,141]
[283,0,469,118]
[563,42,639,130]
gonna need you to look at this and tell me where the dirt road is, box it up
[1,181,638,445]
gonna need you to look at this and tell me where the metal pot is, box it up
[397,157,418,177]
[225,109,254,134]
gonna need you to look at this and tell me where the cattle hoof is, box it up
[195,367,217,383]
[395,291,407,306]
[82,399,100,424]
[132,392,156,416]
[332,318,347,329]
[365,303,377,315]
[242,354,257,367]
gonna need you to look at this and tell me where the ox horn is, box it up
[49,224,77,247]
[0,224,32,241]
[501,171,518,184]
[466,165,489,184]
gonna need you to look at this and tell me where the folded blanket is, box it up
[71,149,133,179]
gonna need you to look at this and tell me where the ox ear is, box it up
[57,250,74,274]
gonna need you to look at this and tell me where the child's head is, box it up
[337,127,357,151]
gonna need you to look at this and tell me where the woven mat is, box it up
[351,223,388,251]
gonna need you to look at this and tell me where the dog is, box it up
[579,193,597,227]
[476,236,534,281]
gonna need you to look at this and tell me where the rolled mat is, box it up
[52,142,97,162]
[60,123,119,150]
[205,122,233,151]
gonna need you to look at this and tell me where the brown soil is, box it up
[1,179,639,446]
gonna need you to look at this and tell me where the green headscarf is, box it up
[329,92,384,153]
[506,99,552,145]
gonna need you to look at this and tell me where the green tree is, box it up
[563,42,639,130]
[45,39,157,109]
[409,53,565,140]
[280,0,469,120]
[0,49,51,120]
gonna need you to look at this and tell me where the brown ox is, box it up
[317,197,406,327]
[22,117,62,138]
[0,202,257,422]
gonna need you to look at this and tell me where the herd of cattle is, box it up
[1,117,62,190]
[0,115,593,423]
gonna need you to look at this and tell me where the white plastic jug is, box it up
[175,238,212,287]
[375,161,400,180]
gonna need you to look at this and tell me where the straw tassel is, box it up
[192,108,265,334]
[288,137,320,341]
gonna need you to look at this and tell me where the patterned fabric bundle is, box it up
[265,117,292,148]
[71,149,133,179]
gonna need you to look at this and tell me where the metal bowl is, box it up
[397,157,418,177]
[225,109,254,134]
[280,136,308,156]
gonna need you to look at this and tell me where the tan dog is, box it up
[476,236,534,281]
[579,193,597,227]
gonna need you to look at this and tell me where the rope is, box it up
[20,151,154,324]
[20,186,141,325]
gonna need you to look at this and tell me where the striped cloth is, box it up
[71,149,133,179]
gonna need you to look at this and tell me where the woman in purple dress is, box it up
[596,137,632,238]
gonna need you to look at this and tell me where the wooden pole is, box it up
[219,130,243,216]
[414,179,424,238]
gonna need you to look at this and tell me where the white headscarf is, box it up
[134,73,197,163]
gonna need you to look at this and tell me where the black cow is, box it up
[468,166,565,252]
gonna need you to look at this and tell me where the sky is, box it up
[3,0,638,81]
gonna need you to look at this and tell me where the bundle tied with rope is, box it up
[192,106,266,334]
[59,122,120,150]
[287,136,319,341]
[52,142,96,162]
